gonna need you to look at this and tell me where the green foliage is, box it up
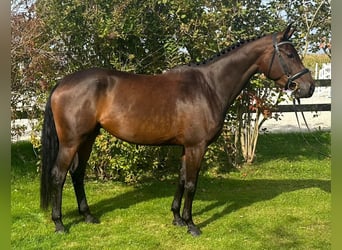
[88,129,183,183]
[89,130,156,182]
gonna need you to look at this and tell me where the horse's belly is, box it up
[100,117,181,145]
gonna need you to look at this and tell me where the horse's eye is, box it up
[287,53,294,58]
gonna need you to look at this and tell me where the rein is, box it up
[292,98,311,131]
[292,98,331,158]
[269,34,310,91]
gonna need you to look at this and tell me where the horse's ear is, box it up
[283,22,295,40]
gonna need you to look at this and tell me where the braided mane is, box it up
[189,34,265,66]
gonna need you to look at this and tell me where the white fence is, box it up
[315,62,331,80]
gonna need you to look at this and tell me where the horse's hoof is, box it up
[55,229,66,234]
[54,223,66,233]
[187,226,202,237]
[172,218,186,227]
[85,215,100,224]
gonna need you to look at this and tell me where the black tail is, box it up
[40,86,59,210]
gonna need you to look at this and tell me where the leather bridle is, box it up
[268,34,310,91]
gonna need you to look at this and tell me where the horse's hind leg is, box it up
[70,131,99,224]
[51,144,78,232]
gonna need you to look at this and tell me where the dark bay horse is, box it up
[40,24,315,236]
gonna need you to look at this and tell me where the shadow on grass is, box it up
[11,141,38,180]
[64,176,330,232]
[255,131,331,162]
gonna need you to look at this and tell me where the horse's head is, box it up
[259,23,315,98]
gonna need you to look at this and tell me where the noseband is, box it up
[269,34,310,90]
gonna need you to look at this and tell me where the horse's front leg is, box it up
[171,150,186,227]
[181,145,206,236]
[70,158,99,224]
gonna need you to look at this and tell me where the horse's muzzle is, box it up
[292,82,315,98]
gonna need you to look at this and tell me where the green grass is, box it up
[11,132,331,249]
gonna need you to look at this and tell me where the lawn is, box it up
[11,132,331,249]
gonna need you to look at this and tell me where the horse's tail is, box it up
[40,85,59,210]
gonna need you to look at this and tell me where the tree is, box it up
[265,0,331,57]
[11,0,63,140]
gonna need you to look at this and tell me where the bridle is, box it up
[268,34,330,157]
[268,33,310,91]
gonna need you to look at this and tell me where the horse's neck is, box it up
[200,39,266,111]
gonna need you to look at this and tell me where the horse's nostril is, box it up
[288,82,298,90]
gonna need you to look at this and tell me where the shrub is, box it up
[87,129,182,183]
